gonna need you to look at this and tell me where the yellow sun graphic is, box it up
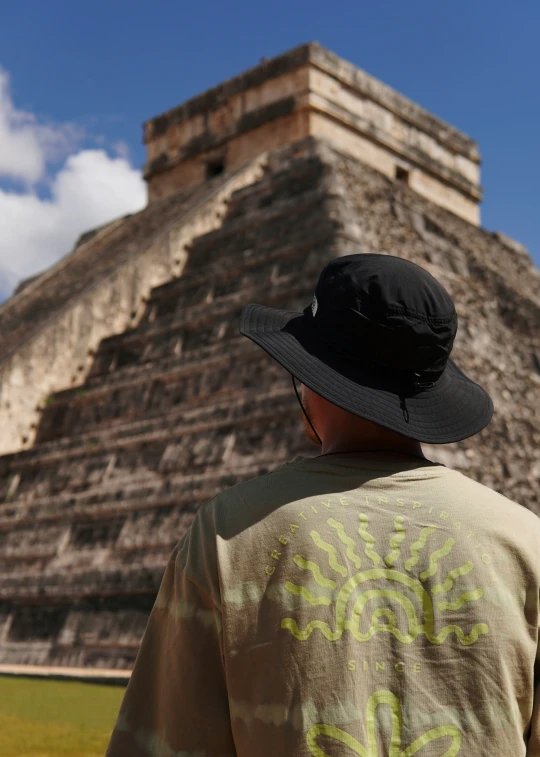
[281,515,488,646]
[307,689,462,756]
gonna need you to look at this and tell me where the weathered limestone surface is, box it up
[144,42,481,224]
[0,135,538,669]
[0,155,267,455]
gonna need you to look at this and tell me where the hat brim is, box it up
[239,303,494,444]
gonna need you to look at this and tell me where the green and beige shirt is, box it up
[106,452,540,756]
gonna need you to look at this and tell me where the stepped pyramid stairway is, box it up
[0,137,538,670]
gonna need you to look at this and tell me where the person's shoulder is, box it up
[443,466,540,529]
[173,465,293,595]
[191,457,317,543]
[224,458,295,495]
[199,459,294,519]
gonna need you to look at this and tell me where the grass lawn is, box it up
[0,675,126,757]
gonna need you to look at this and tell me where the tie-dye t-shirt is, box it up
[106,452,540,757]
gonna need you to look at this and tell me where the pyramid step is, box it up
[0,563,168,601]
[0,413,306,525]
[34,337,305,441]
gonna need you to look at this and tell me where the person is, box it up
[106,253,540,756]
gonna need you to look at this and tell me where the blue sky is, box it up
[0,0,538,297]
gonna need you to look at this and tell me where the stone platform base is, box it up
[0,663,130,687]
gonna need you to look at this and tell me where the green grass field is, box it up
[0,675,126,757]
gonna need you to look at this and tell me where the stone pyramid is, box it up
[0,43,538,671]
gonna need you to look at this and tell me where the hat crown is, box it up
[314,254,456,324]
[306,254,458,389]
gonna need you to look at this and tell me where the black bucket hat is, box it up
[238,253,493,444]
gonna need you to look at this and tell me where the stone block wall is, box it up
[143,43,481,224]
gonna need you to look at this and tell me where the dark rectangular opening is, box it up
[206,159,225,179]
[70,520,124,549]
[395,166,409,183]
[9,605,69,642]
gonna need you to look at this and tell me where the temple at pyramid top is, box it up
[143,42,482,225]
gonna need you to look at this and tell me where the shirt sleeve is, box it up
[105,543,236,757]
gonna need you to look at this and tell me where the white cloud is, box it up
[0,68,85,185]
[0,67,147,294]
[0,151,148,279]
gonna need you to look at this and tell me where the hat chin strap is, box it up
[291,374,323,445]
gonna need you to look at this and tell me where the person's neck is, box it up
[320,438,425,459]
